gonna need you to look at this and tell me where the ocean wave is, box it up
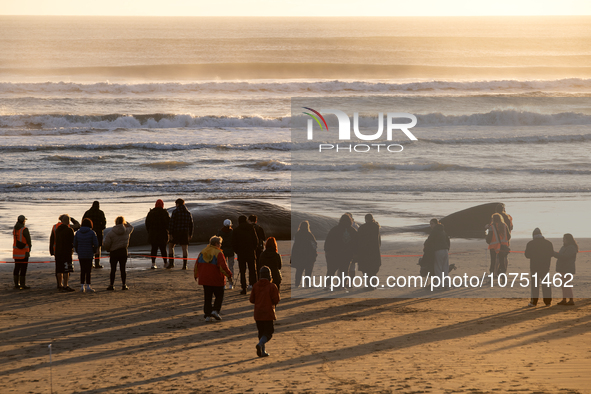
[2,109,591,132]
[2,78,591,96]
[240,160,291,171]
[139,161,193,170]
[0,114,289,132]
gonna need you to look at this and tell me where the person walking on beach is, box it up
[73,218,99,293]
[83,201,107,269]
[12,215,32,290]
[419,219,440,277]
[51,214,78,292]
[324,214,358,282]
[258,237,282,292]
[248,215,266,274]
[103,216,134,290]
[290,220,317,288]
[217,219,235,289]
[194,236,233,322]
[250,266,280,357]
[357,214,382,283]
[145,199,170,269]
[485,213,511,276]
[554,233,578,306]
[423,221,450,283]
[232,215,259,295]
[524,228,554,307]
[167,198,193,270]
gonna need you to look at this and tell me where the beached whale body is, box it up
[124,200,338,247]
[119,201,502,246]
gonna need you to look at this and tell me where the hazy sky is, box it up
[1,0,590,16]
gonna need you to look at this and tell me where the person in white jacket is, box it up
[103,216,134,291]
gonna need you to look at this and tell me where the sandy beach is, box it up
[2,240,590,393]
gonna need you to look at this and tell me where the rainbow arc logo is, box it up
[302,107,328,131]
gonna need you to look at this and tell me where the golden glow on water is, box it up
[1,0,590,16]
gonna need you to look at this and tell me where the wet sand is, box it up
[1,241,590,393]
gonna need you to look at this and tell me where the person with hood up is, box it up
[524,228,554,307]
[145,199,170,269]
[232,215,259,295]
[194,236,232,322]
[103,216,134,290]
[74,218,99,293]
[553,233,578,306]
[12,215,32,290]
[250,266,280,357]
[167,198,194,270]
[217,219,235,289]
[83,201,107,268]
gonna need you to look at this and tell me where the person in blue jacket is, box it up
[74,218,99,293]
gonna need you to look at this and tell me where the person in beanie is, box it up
[194,236,232,322]
[524,228,554,307]
[167,198,194,270]
[12,215,32,290]
[250,266,280,357]
[217,219,235,289]
[74,218,99,292]
[145,199,170,269]
[83,201,107,268]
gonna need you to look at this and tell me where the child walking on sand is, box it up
[250,266,280,357]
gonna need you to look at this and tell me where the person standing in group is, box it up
[290,220,317,288]
[324,214,358,282]
[248,215,266,275]
[194,236,233,322]
[258,237,282,292]
[486,205,513,275]
[423,221,450,284]
[250,266,280,357]
[51,214,78,292]
[524,228,554,307]
[217,219,235,289]
[73,218,99,293]
[83,201,107,269]
[357,214,382,286]
[554,233,578,306]
[232,215,259,295]
[145,199,170,269]
[485,213,511,276]
[12,215,32,290]
[103,216,134,290]
[167,198,194,270]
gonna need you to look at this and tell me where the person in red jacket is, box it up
[194,236,233,322]
[250,266,280,357]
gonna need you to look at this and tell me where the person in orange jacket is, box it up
[250,266,280,357]
[194,236,232,322]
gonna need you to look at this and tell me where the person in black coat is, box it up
[249,215,266,276]
[524,228,554,307]
[324,214,358,280]
[357,214,381,278]
[258,237,282,292]
[291,220,317,287]
[232,215,259,294]
[145,199,170,269]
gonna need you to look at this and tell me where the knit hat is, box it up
[532,228,542,237]
[223,219,232,227]
[155,199,164,208]
[259,266,272,281]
